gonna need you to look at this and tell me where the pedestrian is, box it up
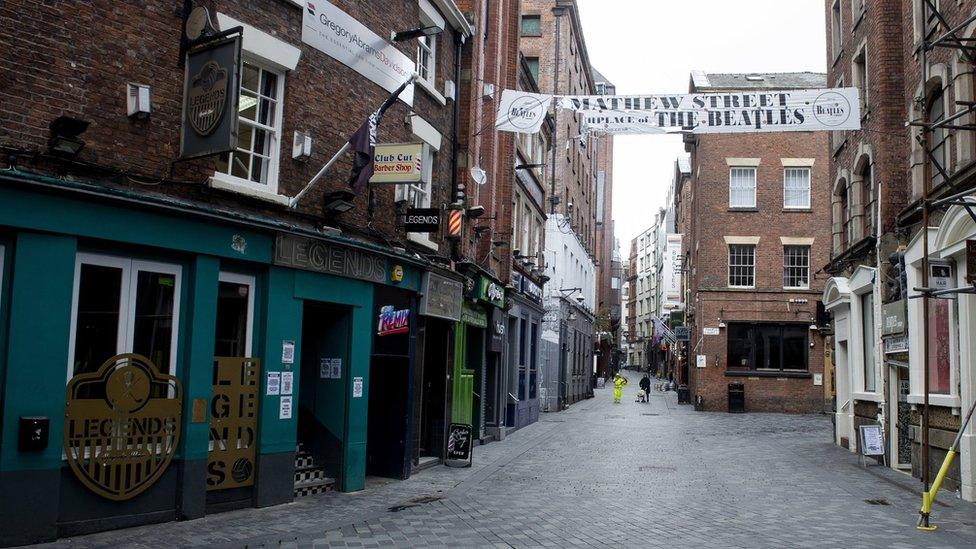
[612,373,628,404]
[639,374,650,403]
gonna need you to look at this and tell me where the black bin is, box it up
[676,384,690,404]
[728,383,745,413]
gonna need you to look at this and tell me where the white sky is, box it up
[576,0,827,253]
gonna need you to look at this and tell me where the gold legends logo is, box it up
[64,354,182,501]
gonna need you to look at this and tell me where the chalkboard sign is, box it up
[446,423,472,462]
[858,424,885,456]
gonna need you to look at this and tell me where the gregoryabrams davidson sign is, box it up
[180,35,242,160]
[63,354,182,501]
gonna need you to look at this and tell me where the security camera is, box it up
[575,295,585,303]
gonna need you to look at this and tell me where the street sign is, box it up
[404,208,440,233]
[674,326,690,341]
[858,424,885,456]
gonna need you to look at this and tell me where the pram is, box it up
[635,389,647,403]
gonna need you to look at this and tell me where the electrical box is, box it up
[126,83,151,119]
[292,131,312,160]
[18,416,49,452]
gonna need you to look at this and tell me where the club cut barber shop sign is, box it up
[63,354,182,501]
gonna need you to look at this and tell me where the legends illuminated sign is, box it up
[63,354,182,501]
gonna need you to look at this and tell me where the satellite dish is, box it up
[185,6,213,41]
[469,166,487,186]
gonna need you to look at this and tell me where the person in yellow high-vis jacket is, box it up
[612,373,628,404]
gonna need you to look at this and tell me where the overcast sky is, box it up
[575,0,827,253]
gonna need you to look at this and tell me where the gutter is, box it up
[431,0,473,37]
[0,168,434,270]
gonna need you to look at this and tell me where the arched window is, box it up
[857,159,874,238]
[928,84,947,187]
[832,177,850,255]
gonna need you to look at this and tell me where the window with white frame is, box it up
[416,9,437,88]
[396,146,434,208]
[783,168,811,209]
[728,244,755,288]
[830,0,842,60]
[215,59,284,192]
[860,291,876,392]
[215,273,255,358]
[729,167,757,208]
[783,245,810,289]
[68,254,182,383]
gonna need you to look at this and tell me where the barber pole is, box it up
[448,209,462,238]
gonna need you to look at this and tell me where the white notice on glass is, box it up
[353,376,363,398]
[279,396,293,419]
[331,359,342,379]
[282,340,295,364]
[281,371,294,395]
[320,358,331,379]
[267,372,281,395]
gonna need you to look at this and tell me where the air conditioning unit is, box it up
[126,83,151,119]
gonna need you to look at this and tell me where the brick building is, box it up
[0,0,486,544]
[522,0,606,405]
[683,72,830,413]
[820,0,912,476]
[625,237,639,366]
[592,69,620,381]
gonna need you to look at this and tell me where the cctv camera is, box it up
[575,295,584,303]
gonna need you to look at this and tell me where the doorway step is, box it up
[294,443,335,498]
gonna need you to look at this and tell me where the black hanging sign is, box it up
[446,423,472,462]
[404,208,441,233]
[179,35,242,160]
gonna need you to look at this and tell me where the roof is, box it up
[690,71,827,91]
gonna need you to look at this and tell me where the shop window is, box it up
[215,273,255,357]
[729,167,756,208]
[518,318,528,400]
[783,167,810,209]
[728,244,755,288]
[860,291,876,392]
[214,59,284,193]
[726,323,808,371]
[783,246,810,289]
[520,15,541,36]
[927,298,952,394]
[69,254,181,385]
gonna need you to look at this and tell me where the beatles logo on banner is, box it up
[180,35,242,160]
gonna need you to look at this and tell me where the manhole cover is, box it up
[863,498,890,506]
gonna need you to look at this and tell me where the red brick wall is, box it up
[0,0,461,256]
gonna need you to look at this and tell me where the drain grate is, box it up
[863,498,890,506]
[641,413,659,416]
[638,465,677,472]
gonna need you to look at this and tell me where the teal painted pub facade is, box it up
[0,172,430,545]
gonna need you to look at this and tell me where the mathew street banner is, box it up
[302,0,415,105]
[495,88,861,135]
[495,89,553,134]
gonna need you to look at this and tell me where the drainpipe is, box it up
[451,30,464,260]
[549,7,565,216]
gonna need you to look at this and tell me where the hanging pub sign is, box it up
[370,143,425,183]
[467,275,506,308]
[63,354,182,501]
[404,208,441,233]
[179,35,242,160]
[967,240,976,284]
[881,300,907,336]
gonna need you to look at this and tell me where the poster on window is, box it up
[927,299,951,395]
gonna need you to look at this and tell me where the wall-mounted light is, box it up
[466,205,486,219]
[392,25,443,42]
[48,116,89,158]
[322,190,356,215]
[718,320,726,328]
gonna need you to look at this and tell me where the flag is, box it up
[347,77,414,193]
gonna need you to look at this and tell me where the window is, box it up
[830,0,842,60]
[529,322,538,399]
[520,15,541,36]
[861,291,876,392]
[215,273,255,357]
[68,254,182,384]
[783,246,810,289]
[916,0,940,41]
[397,146,433,208]
[525,56,540,83]
[215,59,284,191]
[853,46,868,112]
[728,244,755,288]
[859,161,875,238]
[784,168,811,209]
[838,180,851,249]
[518,317,527,400]
[927,297,952,394]
[417,33,436,86]
[729,167,756,208]
[927,85,947,187]
[727,323,808,371]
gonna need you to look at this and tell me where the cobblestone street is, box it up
[36,378,976,548]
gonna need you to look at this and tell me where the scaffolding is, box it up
[910,0,976,530]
